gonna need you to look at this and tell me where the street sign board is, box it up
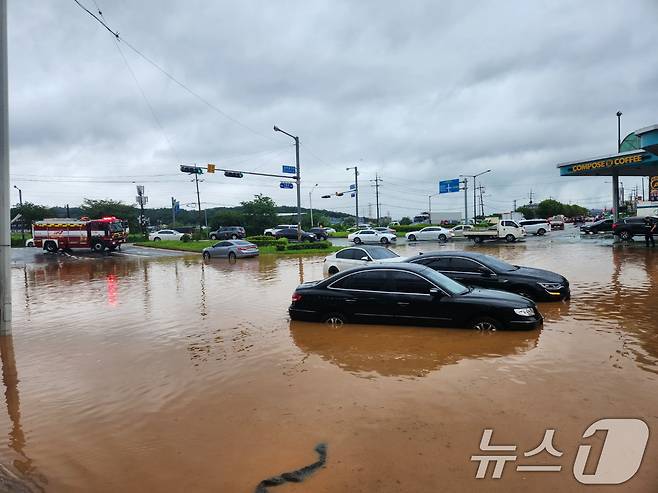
[349,184,356,190]
[280,182,294,189]
[282,165,296,174]
[439,178,460,194]
[180,165,203,174]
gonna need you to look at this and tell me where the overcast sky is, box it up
[8,0,658,218]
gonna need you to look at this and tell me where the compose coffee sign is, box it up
[565,153,644,174]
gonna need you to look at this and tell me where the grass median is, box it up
[133,240,343,256]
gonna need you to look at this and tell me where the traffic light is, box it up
[207,164,216,174]
[224,171,244,178]
[335,192,344,196]
[321,195,331,199]
[180,165,203,174]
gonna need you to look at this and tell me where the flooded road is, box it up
[2,238,657,492]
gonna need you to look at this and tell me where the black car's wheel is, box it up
[228,252,236,261]
[153,237,161,241]
[471,316,501,331]
[328,266,339,275]
[210,234,217,240]
[438,233,447,242]
[92,241,105,253]
[203,252,211,259]
[473,236,484,243]
[408,234,416,241]
[265,232,272,236]
[324,313,347,326]
[380,237,389,244]
[354,237,362,244]
[44,241,58,253]
[619,230,632,241]
[505,234,516,243]
[537,228,546,236]
[231,234,238,239]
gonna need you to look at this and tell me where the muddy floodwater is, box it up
[3,237,658,492]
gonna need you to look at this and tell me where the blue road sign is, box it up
[439,178,460,194]
[279,182,294,189]
[349,184,356,190]
[351,193,356,198]
[282,165,296,174]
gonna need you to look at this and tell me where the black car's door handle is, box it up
[345,298,357,303]
[397,301,410,306]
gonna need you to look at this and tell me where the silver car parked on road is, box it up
[202,240,259,260]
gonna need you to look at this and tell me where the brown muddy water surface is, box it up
[3,239,658,492]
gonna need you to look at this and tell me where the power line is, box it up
[71,0,278,144]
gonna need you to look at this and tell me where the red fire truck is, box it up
[32,217,127,253]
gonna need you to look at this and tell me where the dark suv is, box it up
[209,226,246,240]
[612,216,649,241]
[274,227,316,242]
[308,227,329,240]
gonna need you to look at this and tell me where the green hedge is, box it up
[246,235,288,247]
[276,240,332,251]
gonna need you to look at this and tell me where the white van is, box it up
[519,219,551,236]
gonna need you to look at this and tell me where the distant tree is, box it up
[210,209,245,230]
[400,216,412,225]
[515,206,536,219]
[80,199,138,230]
[240,194,278,235]
[10,202,54,227]
[536,199,564,219]
[562,204,588,217]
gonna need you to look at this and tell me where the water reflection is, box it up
[0,336,45,492]
[289,321,540,378]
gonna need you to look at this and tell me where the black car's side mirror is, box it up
[429,287,443,297]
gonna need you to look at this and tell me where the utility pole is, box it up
[0,0,11,332]
[513,199,517,212]
[462,177,468,225]
[273,125,302,241]
[171,197,176,226]
[66,204,70,218]
[371,174,382,226]
[528,189,534,205]
[13,186,23,240]
[136,185,147,236]
[477,185,485,219]
[613,111,622,222]
[346,166,359,226]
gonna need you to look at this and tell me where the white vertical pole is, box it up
[0,0,12,333]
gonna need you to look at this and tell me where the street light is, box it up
[309,183,319,228]
[13,185,23,240]
[274,125,302,241]
[346,165,359,226]
[427,193,439,224]
[461,169,491,222]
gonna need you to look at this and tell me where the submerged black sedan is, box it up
[289,264,542,330]
[406,251,569,301]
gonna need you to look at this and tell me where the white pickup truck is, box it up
[464,220,526,243]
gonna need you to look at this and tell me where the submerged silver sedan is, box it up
[202,239,259,260]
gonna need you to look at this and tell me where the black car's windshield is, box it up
[369,249,400,260]
[421,268,469,295]
[479,255,518,272]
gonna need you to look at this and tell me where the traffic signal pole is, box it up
[194,171,202,235]
[0,0,11,333]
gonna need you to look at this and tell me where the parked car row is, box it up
[291,245,570,331]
